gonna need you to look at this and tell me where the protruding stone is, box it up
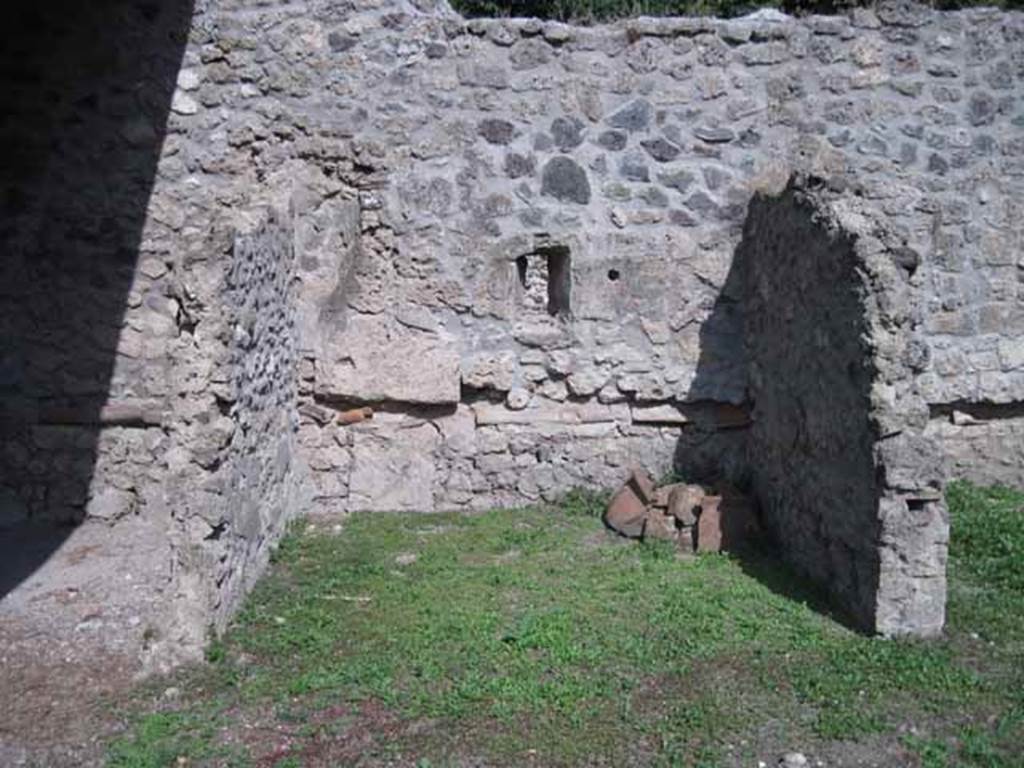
[506,388,531,410]
[606,99,652,132]
[597,130,627,151]
[139,258,168,279]
[541,156,591,204]
[694,126,735,144]
[567,367,607,396]
[479,118,516,145]
[176,68,201,91]
[630,404,689,424]
[626,467,655,504]
[86,488,136,521]
[551,116,585,151]
[170,92,199,115]
[640,138,681,162]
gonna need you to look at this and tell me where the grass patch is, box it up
[109,483,1024,766]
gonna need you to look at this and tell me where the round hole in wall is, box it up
[607,269,620,282]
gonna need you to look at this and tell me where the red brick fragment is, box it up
[604,482,647,538]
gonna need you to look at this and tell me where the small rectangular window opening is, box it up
[516,246,571,317]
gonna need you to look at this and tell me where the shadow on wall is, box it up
[673,224,750,487]
[0,2,194,596]
[683,178,894,634]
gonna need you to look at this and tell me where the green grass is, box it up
[109,482,1024,767]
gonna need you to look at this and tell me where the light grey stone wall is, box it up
[3,0,1023,655]
[925,406,1024,488]
[243,0,1021,513]
[157,207,309,651]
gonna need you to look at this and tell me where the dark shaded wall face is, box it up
[0,2,193,532]
[739,187,881,629]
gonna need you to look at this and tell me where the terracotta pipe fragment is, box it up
[337,406,374,425]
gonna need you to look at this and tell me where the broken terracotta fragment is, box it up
[643,508,677,541]
[696,495,723,552]
[337,406,374,425]
[604,482,647,538]
[626,467,655,505]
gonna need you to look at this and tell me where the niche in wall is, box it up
[515,245,571,317]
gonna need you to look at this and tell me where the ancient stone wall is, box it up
[741,180,947,636]
[0,2,313,665]
[237,0,1020,513]
[156,207,310,651]
[925,405,1024,488]
[3,0,1024,656]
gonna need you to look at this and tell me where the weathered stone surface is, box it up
[348,425,440,512]
[597,130,627,151]
[640,138,681,162]
[10,0,1024,680]
[478,118,516,145]
[85,487,136,521]
[462,352,516,391]
[567,367,608,397]
[541,156,591,204]
[619,154,650,182]
[551,116,585,151]
[606,99,653,132]
[658,170,696,193]
[318,316,461,405]
[505,152,536,179]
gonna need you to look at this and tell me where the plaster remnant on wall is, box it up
[316,314,462,406]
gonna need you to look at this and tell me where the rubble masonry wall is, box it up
[2,0,1023,657]
[741,181,947,635]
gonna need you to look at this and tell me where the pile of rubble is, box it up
[604,469,759,553]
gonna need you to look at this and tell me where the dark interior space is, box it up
[540,245,571,317]
[0,1,194,596]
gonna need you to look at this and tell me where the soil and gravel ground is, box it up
[0,518,176,767]
[2,482,1022,767]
